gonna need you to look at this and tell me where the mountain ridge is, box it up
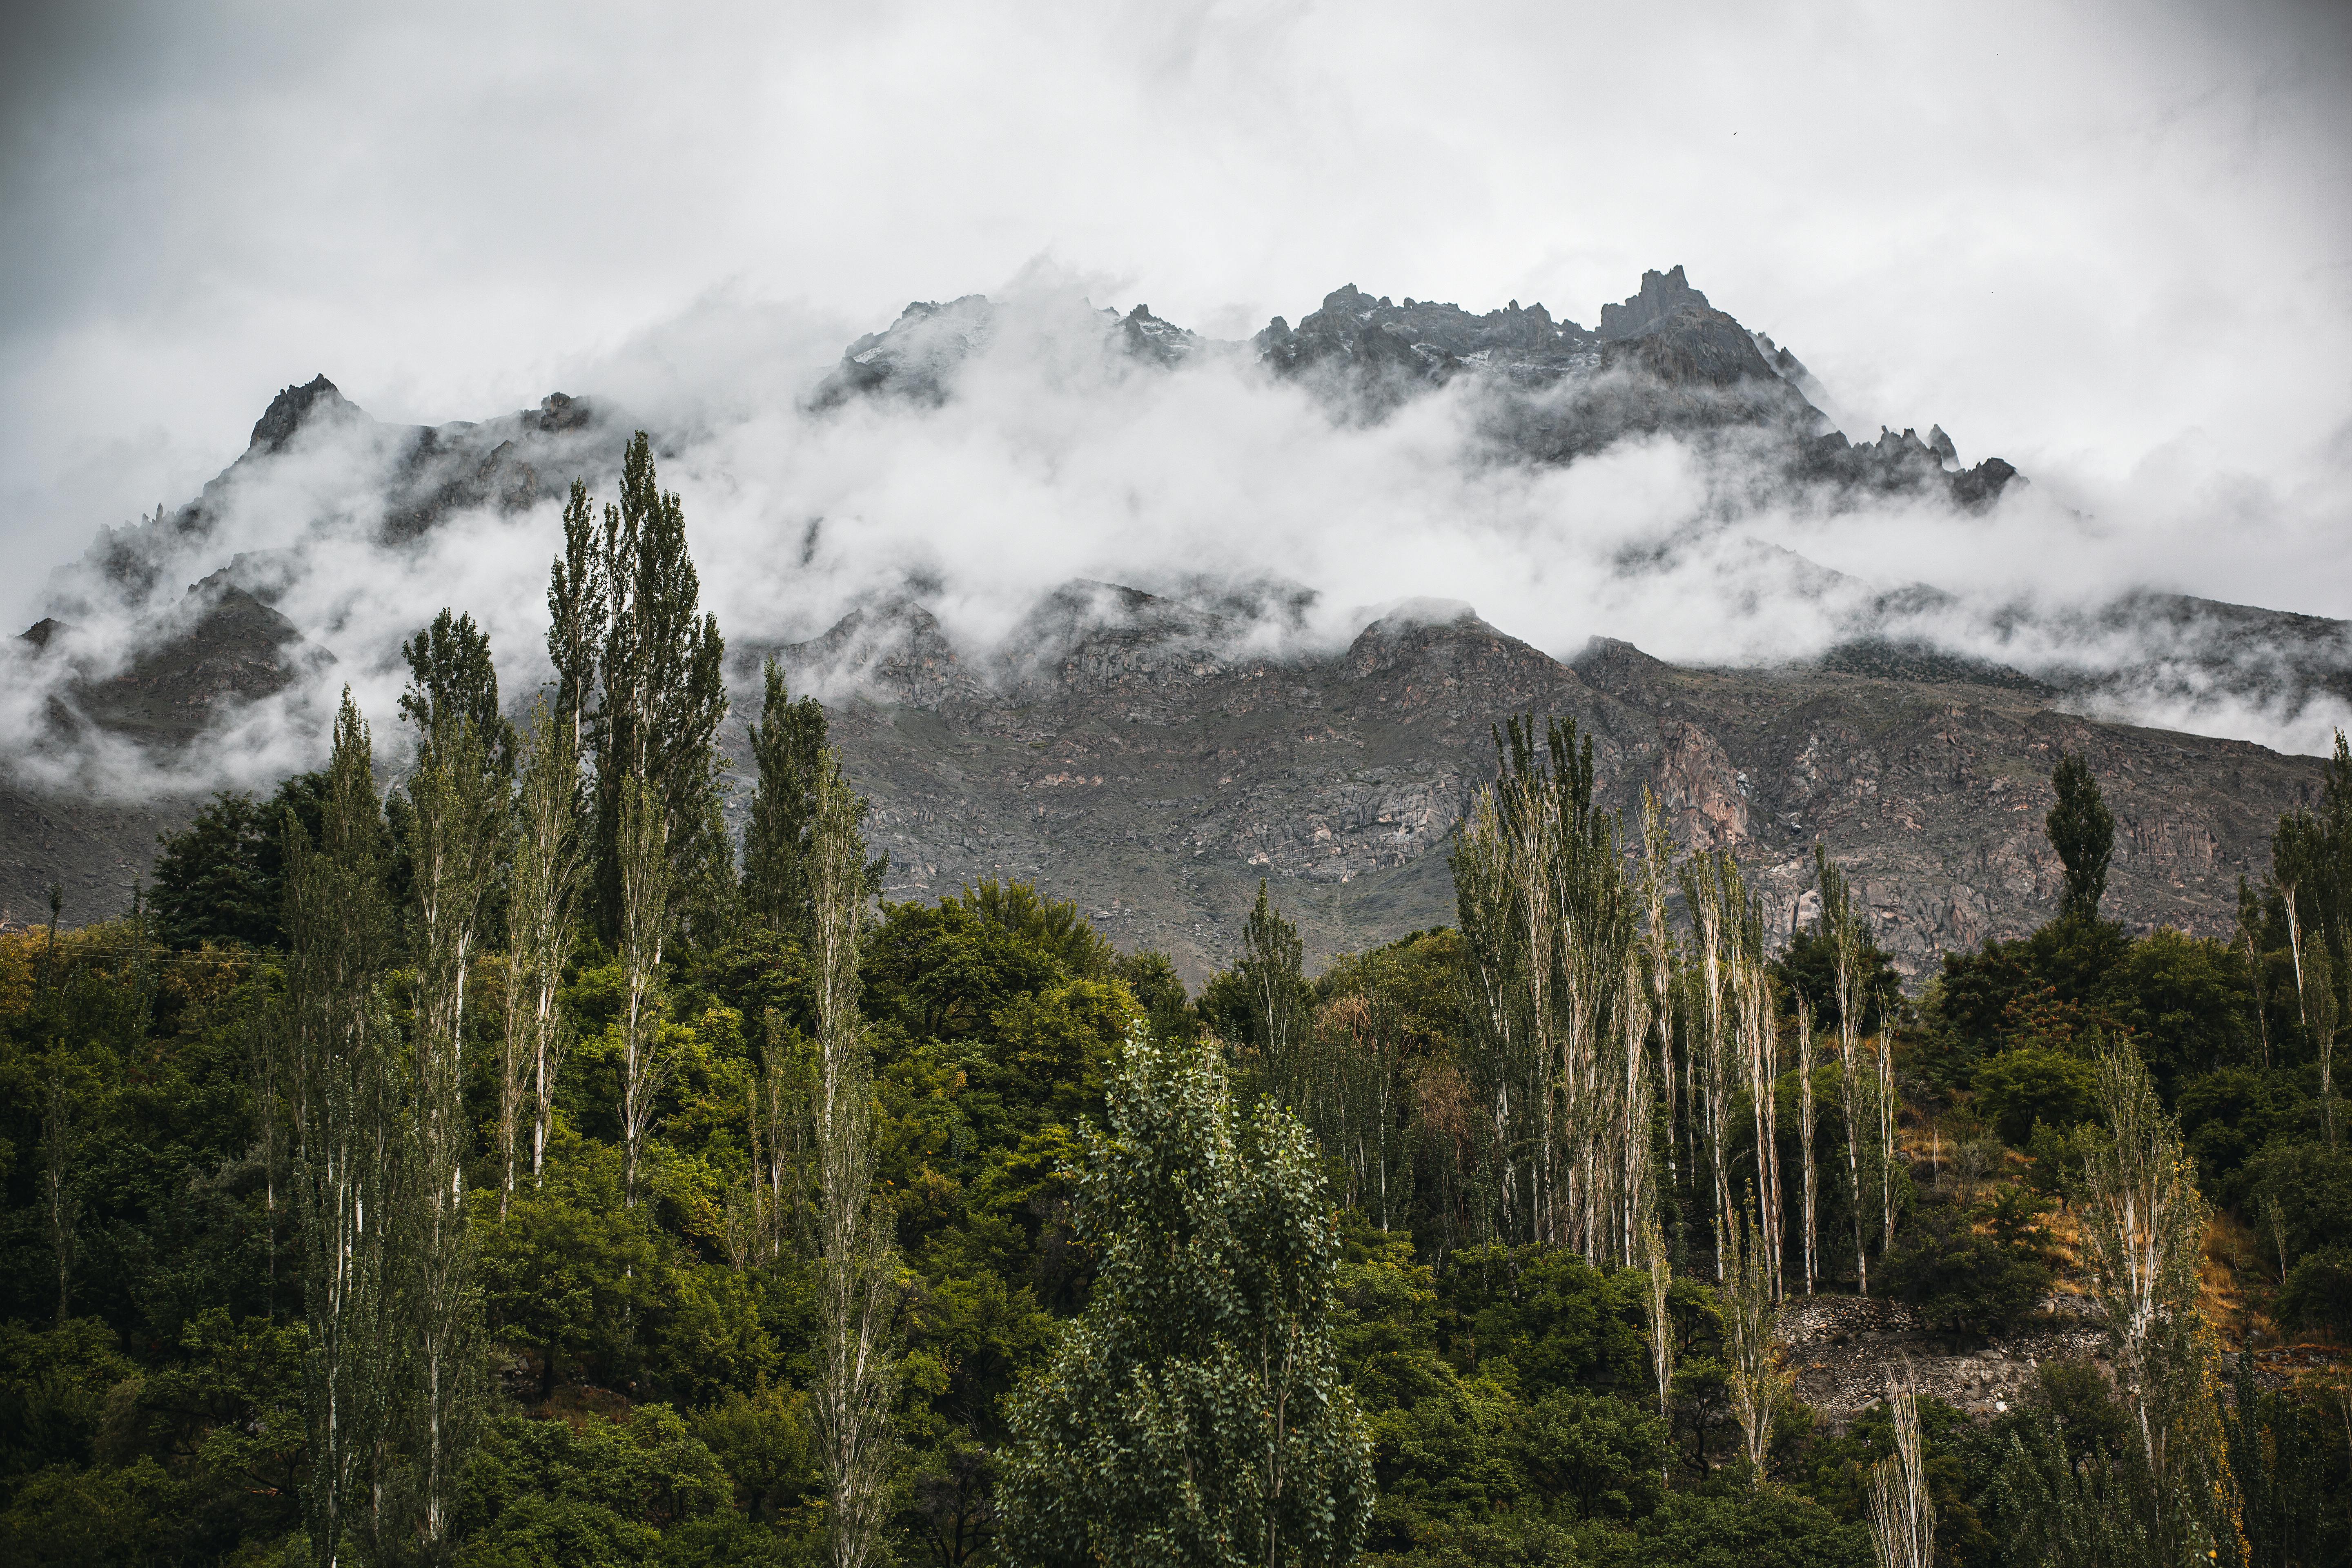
[4,268,2342,962]
[732,585,2319,984]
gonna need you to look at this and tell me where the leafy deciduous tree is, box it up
[1000,1031,1372,1568]
[2047,754,2115,927]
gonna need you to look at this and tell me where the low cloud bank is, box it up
[7,277,2348,806]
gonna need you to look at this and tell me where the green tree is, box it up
[1878,1201,2052,1337]
[1238,880,1307,1097]
[149,773,330,949]
[283,690,399,1568]
[477,1131,658,1400]
[1972,1047,2101,1148]
[999,1032,1372,1568]
[1516,1387,1666,1519]
[399,612,508,1564]
[741,657,829,938]
[957,881,1119,979]
[2047,755,2114,927]
[400,607,515,780]
[561,432,729,945]
[458,1403,733,1565]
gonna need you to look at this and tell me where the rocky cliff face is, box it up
[742,588,2321,986]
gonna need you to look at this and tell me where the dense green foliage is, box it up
[16,519,2352,1568]
[999,1035,1371,1568]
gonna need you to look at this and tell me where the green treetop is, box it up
[999,1030,1372,1568]
[2047,753,2115,925]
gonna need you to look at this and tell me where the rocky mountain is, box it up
[811,267,2022,509]
[4,266,2343,964]
[744,588,2321,986]
[71,375,619,611]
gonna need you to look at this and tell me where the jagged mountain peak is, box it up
[1597,264,1711,341]
[800,267,2009,510]
[248,373,364,455]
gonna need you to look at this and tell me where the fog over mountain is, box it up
[2,267,2343,972]
[7,261,2346,785]
[2,0,2348,949]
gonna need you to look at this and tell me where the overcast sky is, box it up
[3,0,2349,639]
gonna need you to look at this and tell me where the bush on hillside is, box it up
[1974,1048,2100,1147]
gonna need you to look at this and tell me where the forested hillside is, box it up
[5,437,2351,1568]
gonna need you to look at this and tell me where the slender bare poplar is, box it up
[1766,993,1784,1296]
[1507,763,1560,1243]
[1721,1207,1787,1482]
[1797,992,1818,1297]
[1869,1368,1936,1568]
[1640,1209,1675,1458]
[1618,955,1655,1268]
[1682,855,1735,1280]
[2283,876,2310,1030]
[1820,847,1871,1292]
[616,777,674,1207]
[1876,988,1899,1256]
[1309,986,1415,1234]
[1640,794,1679,1197]
[2311,950,2341,1149]
[2072,1035,2227,1561]
[1728,894,1783,1300]
[1454,788,1521,1244]
[501,702,584,1201]
[39,1043,80,1325]
[248,1007,286,1311]
[1452,717,1647,1260]
[808,755,900,1568]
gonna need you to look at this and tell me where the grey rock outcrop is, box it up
[733,583,2322,985]
[1597,264,1711,340]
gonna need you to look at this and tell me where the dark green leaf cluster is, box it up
[999,1036,1373,1568]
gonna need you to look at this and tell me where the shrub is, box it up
[2277,1247,2352,1342]
[1879,1203,2052,1337]
[1514,1389,1665,1521]
[1974,1049,2100,1147]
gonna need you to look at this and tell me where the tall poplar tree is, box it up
[742,655,830,938]
[615,778,675,1208]
[399,608,514,778]
[546,479,606,765]
[593,433,728,938]
[546,432,727,943]
[1456,715,1646,1258]
[284,691,398,1568]
[1818,846,1875,1293]
[2047,753,2115,926]
[398,615,506,1563]
[808,753,899,1568]
[500,701,584,1199]
[1238,880,1307,1098]
[2071,1037,2226,1557]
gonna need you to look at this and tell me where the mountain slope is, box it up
[748,590,2319,984]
